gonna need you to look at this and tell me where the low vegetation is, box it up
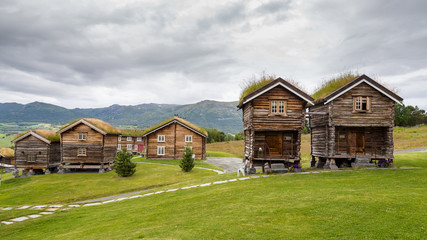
[180,146,195,172]
[312,71,359,101]
[0,153,425,239]
[114,149,136,177]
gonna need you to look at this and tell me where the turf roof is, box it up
[59,118,120,134]
[144,116,208,136]
[0,148,14,157]
[14,129,60,142]
[239,74,276,104]
[311,72,360,103]
[119,128,146,137]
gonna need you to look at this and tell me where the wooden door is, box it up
[347,129,365,154]
[265,132,282,157]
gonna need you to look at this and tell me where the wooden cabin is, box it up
[143,116,207,160]
[12,130,60,175]
[309,74,403,168]
[238,77,314,170]
[57,118,120,172]
[118,129,146,154]
[0,147,14,168]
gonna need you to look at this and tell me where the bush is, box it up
[114,149,136,177]
[180,146,195,172]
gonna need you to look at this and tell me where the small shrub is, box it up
[180,146,195,172]
[114,149,136,177]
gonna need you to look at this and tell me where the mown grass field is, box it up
[0,152,425,239]
[0,163,224,206]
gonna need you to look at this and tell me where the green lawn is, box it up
[0,163,221,206]
[133,156,223,171]
[0,153,425,239]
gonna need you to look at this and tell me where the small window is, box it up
[271,101,277,113]
[354,96,371,112]
[78,132,87,140]
[271,100,286,115]
[127,136,132,141]
[27,154,36,162]
[137,137,142,142]
[118,136,122,141]
[78,148,87,156]
[278,101,285,113]
[185,135,193,142]
[127,144,132,150]
[157,146,165,155]
[158,135,165,142]
[134,145,138,150]
[117,144,121,150]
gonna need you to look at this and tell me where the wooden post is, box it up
[173,122,177,159]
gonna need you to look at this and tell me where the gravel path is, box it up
[205,157,243,173]
[395,147,427,153]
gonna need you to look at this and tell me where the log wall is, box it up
[146,122,206,160]
[14,135,55,169]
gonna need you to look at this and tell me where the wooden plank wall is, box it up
[146,122,206,160]
[61,123,105,164]
[14,135,49,169]
[331,83,395,127]
[251,86,305,130]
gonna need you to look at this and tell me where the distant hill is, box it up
[0,100,242,134]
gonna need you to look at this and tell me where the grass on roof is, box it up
[144,117,208,136]
[119,128,146,137]
[59,118,120,134]
[312,71,360,102]
[239,73,276,103]
[13,129,60,142]
[0,148,14,157]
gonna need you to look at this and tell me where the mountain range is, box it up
[0,101,243,134]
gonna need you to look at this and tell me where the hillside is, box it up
[0,100,242,134]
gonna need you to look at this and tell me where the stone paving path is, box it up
[1,166,423,226]
[395,147,427,153]
[205,157,243,173]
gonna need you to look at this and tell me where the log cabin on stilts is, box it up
[238,77,314,173]
[57,118,120,173]
[11,130,60,177]
[309,74,403,168]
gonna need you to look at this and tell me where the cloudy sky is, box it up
[0,0,426,109]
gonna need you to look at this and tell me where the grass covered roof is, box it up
[311,72,360,102]
[59,118,120,134]
[14,129,60,142]
[119,128,146,137]
[0,148,14,157]
[239,74,276,103]
[144,116,208,136]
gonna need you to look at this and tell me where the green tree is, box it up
[114,149,136,177]
[234,130,244,141]
[180,146,195,172]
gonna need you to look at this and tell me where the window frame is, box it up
[270,100,287,116]
[117,144,121,150]
[78,132,87,141]
[118,136,122,142]
[77,148,87,156]
[137,137,142,142]
[27,154,36,162]
[157,135,165,142]
[127,136,132,141]
[185,135,193,143]
[157,146,165,155]
[127,144,132,150]
[353,96,371,113]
